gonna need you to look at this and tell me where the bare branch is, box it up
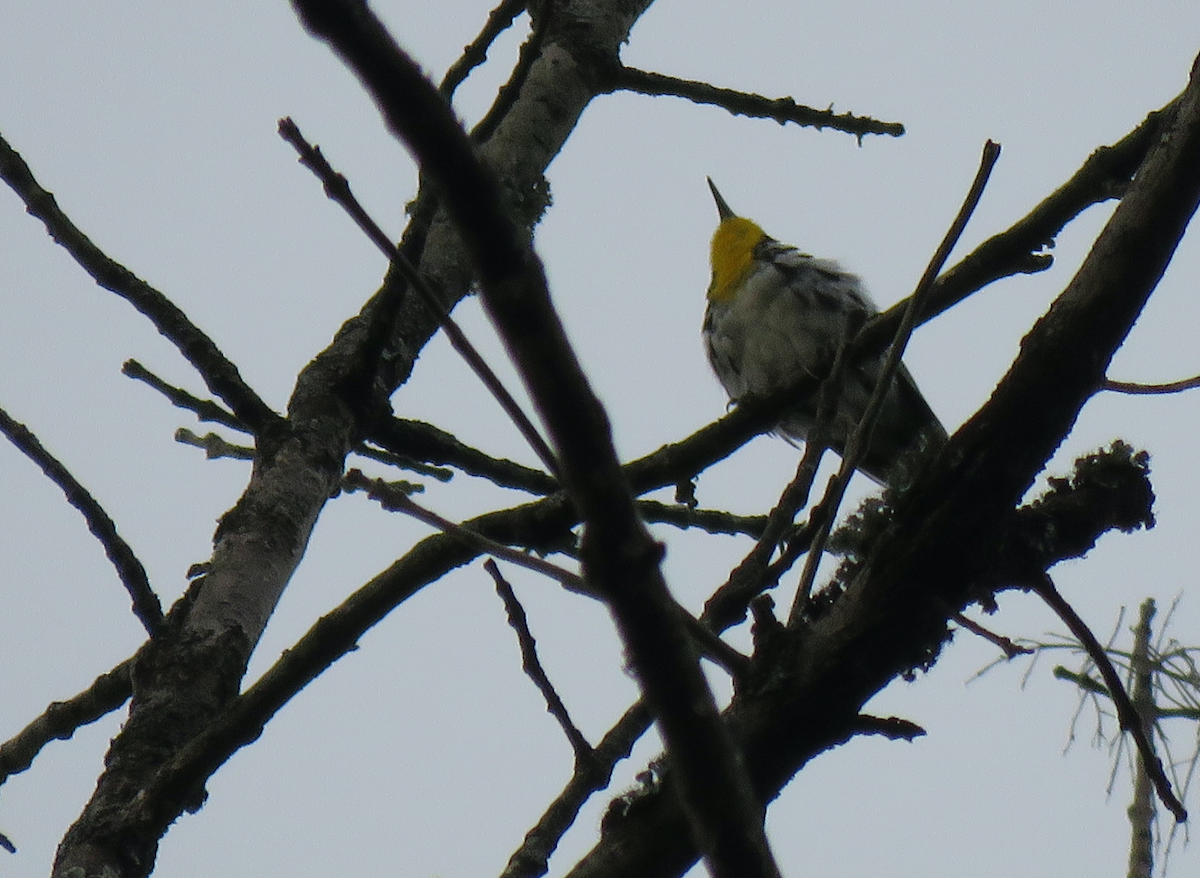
[487,559,595,765]
[439,0,527,99]
[0,131,279,434]
[501,703,652,878]
[1127,598,1157,878]
[635,500,767,539]
[701,444,823,632]
[1103,374,1200,395]
[1032,577,1185,821]
[346,470,751,679]
[0,659,133,785]
[470,0,553,143]
[122,360,245,431]
[951,612,1033,659]
[865,98,1174,352]
[0,406,163,635]
[344,469,588,593]
[174,428,255,461]
[350,439,454,482]
[604,65,904,140]
[366,415,556,494]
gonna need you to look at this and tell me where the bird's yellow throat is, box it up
[708,216,765,302]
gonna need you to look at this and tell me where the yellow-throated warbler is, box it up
[703,179,946,484]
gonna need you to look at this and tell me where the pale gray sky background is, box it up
[3,2,1200,876]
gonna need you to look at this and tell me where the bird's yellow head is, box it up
[705,178,767,302]
[708,215,766,303]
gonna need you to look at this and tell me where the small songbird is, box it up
[702,178,946,485]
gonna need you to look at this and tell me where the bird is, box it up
[702,178,946,485]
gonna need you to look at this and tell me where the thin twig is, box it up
[278,117,561,479]
[122,360,245,431]
[439,0,527,99]
[1033,575,1187,821]
[0,406,163,635]
[366,415,555,494]
[343,469,586,592]
[470,0,553,143]
[125,359,455,479]
[951,611,1034,659]
[486,559,595,765]
[636,499,767,539]
[175,428,255,461]
[0,130,279,433]
[351,441,454,482]
[787,140,1002,627]
[605,65,904,140]
[1103,375,1200,395]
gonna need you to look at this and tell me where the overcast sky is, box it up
[3,1,1200,876]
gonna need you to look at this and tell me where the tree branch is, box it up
[488,559,596,765]
[1103,375,1200,395]
[121,360,245,432]
[0,406,163,635]
[439,0,527,99]
[1032,578,1184,821]
[860,95,1176,357]
[0,131,279,434]
[365,414,556,494]
[0,659,133,786]
[501,703,652,878]
[603,65,904,140]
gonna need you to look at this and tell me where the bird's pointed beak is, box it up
[706,177,736,220]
